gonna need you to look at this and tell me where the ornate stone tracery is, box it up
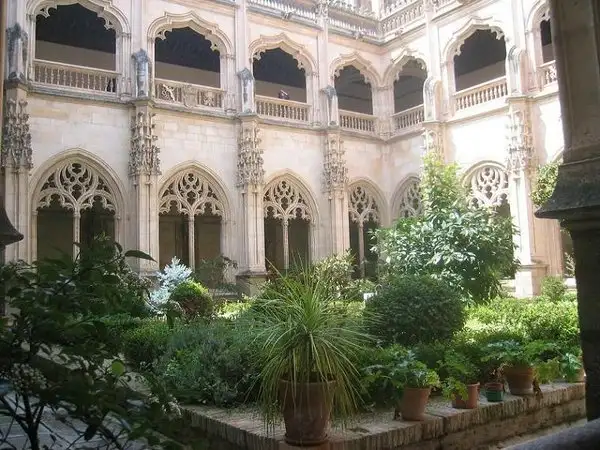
[323,134,348,192]
[396,179,423,218]
[264,179,311,224]
[466,164,510,208]
[1,99,32,169]
[237,123,264,187]
[348,184,380,225]
[36,161,117,214]
[159,170,224,217]
[130,111,160,176]
[506,107,534,174]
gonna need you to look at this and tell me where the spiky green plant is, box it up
[248,263,373,429]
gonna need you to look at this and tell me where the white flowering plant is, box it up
[0,237,182,450]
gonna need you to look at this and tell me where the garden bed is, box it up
[181,383,585,450]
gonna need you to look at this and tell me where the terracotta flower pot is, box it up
[484,382,504,402]
[399,387,431,421]
[504,365,534,395]
[279,379,335,446]
[451,383,480,409]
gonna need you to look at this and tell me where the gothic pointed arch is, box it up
[28,0,130,33]
[392,176,423,219]
[526,0,550,33]
[383,50,428,86]
[158,163,230,220]
[347,178,389,225]
[263,174,316,224]
[249,33,317,74]
[442,16,508,64]
[463,161,510,208]
[330,51,382,87]
[148,11,233,56]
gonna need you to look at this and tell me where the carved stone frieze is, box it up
[129,111,160,176]
[421,126,443,158]
[237,122,265,187]
[6,24,28,82]
[506,106,534,174]
[323,133,348,192]
[1,99,32,169]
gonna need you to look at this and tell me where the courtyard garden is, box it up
[0,153,584,449]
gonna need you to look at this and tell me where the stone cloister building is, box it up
[0,0,566,296]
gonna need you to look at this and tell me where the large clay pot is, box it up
[451,383,480,409]
[279,379,335,446]
[399,387,431,421]
[504,365,534,395]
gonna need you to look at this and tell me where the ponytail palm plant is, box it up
[249,264,372,430]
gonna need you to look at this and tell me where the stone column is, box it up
[1,80,32,262]
[132,49,151,98]
[374,86,394,137]
[129,100,161,274]
[323,129,350,255]
[422,74,445,160]
[506,98,546,297]
[6,23,28,82]
[322,85,339,126]
[236,116,267,294]
[238,68,255,114]
[536,0,600,421]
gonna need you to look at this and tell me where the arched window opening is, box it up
[155,27,221,88]
[395,179,423,219]
[454,30,506,91]
[263,179,312,273]
[540,19,554,63]
[253,48,307,102]
[158,170,224,271]
[348,185,380,279]
[335,65,373,115]
[34,4,117,92]
[35,161,118,260]
[394,60,426,113]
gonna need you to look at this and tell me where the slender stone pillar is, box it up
[236,116,267,294]
[536,0,600,421]
[129,100,161,274]
[323,129,349,255]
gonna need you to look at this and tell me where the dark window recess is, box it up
[253,48,306,89]
[454,30,506,78]
[541,20,552,46]
[155,27,220,72]
[36,3,115,53]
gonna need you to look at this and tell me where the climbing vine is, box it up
[531,161,559,207]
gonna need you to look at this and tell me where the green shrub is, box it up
[540,276,567,302]
[156,320,258,406]
[364,275,465,347]
[122,319,174,369]
[170,280,213,320]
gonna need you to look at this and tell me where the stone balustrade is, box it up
[381,0,424,34]
[154,79,225,110]
[32,59,118,94]
[392,104,424,132]
[339,110,377,133]
[247,0,317,22]
[255,95,311,122]
[454,76,508,112]
[539,61,558,89]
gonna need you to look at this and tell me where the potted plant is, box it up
[249,265,371,446]
[396,351,440,421]
[439,350,480,409]
[561,351,585,383]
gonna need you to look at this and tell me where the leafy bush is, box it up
[122,319,174,369]
[156,320,258,406]
[374,153,518,304]
[540,275,567,302]
[364,275,465,347]
[531,161,559,207]
[170,280,213,320]
[150,257,193,310]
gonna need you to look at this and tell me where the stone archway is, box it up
[348,183,381,278]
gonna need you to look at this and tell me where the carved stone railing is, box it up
[255,95,311,122]
[154,79,225,110]
[339,110,377,133]
[538,61,557,89]
[454,77,508,112]
[247,0,317,21]
[381,0,424,33]
[32,59,118,94]
[392,104,424,132]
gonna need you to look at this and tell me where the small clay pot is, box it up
[504,365,534,395]
[451,383,480,409]
[399,387,431,421]
[484,382,504,402]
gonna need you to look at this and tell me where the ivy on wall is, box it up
[531,161,560,207]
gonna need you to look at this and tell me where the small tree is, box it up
[374,153,518,304]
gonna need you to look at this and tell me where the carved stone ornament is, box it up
[237,123,265,187]
[238,68,256,113]
[505,108,534,174]
[467,165,509,208]
[348,184,380,225]
[421,127,443,157]
[323,134,348,192]
[316,0,329,17]
[396,179,423,218]
[129,111,160,176]
[159,170,224,217]
[132,50,151,98]
[1,99,33,169]
[264,178,312,224]
[6,23,28,82]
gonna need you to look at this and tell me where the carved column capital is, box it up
[237,120,265,188]
[323,131,348,193]
[129,107,161,177]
